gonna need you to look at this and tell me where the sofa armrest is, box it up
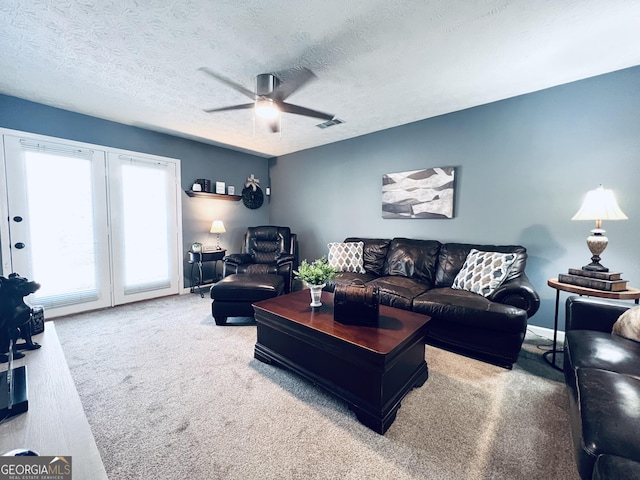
[223,253,254,266]
[275,253,295,267]
[275,254,295,293]
[565,296,630,332]
[488,273,540,318]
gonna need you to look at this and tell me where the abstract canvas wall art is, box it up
[382,167,455,219]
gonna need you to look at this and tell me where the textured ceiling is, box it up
[1,1,640,158]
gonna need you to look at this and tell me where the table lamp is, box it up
[571,185,627,272]
[209,220,226,250]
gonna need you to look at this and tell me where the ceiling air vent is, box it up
[316,118,345,129]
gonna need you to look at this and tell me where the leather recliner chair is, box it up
[222,226,298,293]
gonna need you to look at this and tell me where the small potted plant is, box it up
[293,257,337,307]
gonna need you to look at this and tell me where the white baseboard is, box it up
[528,325,565,344]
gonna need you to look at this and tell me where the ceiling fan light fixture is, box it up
[255,99,279,120]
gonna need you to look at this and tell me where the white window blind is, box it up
[118,157,173,295]
[21,147,103,310]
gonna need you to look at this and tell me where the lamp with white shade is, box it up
[209,220,226,250]
[571,185,628,272]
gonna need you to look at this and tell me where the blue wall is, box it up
[0,95,270,285]
[269,66,640,330]
[4,65,639,328]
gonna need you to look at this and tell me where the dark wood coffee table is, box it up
[252,290,430,434]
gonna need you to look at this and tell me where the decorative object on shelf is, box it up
[27,305,45,336]
[572,184,628,272]
[194,179,211,193]
[228,186,235,195]
[382,167,455,219]
[0,273,41,419]
[293,257,337,307]
[191,242,202,253]
[192,182,202,192]
[242,174,264,209]
[209,220,226,250]
[215,181,226,195]
[185,190,241,201]
[558,268,628,292]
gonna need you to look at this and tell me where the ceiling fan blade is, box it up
[272,68,317,101]
[279,102,334,121]
[198,67,257,101]
[203,103,254,113]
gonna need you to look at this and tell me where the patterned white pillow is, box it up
[452,249,517,297]
[327,242,365,274]
[612,306,640,343]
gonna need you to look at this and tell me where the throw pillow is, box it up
[451,249,517,297]
[612,306,640,343]
[327,242,365,274]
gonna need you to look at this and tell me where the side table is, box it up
[188,249,226,297]
[545,278,640,371]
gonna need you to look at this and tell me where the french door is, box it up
[1,131,183,318]
[108,153,181,305]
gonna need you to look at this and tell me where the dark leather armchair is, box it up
[222,226,298,293]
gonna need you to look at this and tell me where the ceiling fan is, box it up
[199,67,336,133]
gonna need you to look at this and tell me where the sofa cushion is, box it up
[327,242,365,273]
[451,249,517,297]
[573,368,640,465]
[435,243,527,287]
[412,287,527,333]
[383,238,441,287]
[366,276,428,310]
[592,454,640,480]
[612,306,640,343]
[565,330,640,376]
[344,238,390,276]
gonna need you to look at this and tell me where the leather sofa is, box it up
[223,226,298,293]
[564,296,640,480]
[325,237,540,368]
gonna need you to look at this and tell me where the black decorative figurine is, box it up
[0,273,41,362]
[0,273,41,419]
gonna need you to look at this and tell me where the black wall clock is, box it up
[242,185,264,209]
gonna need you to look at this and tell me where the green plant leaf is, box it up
[293,257,337,285]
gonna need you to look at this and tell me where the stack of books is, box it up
[558,268,628,292]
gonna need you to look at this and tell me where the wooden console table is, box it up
[0,324,108,479]
[545,278,640,370]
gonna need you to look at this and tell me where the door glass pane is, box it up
[120,161,171,294]
[24,151,99,307]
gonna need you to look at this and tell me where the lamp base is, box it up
[582,262,609,273]
[583,229,609,272]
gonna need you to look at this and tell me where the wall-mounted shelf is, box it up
[185,190,242,201]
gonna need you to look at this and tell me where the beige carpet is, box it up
[55,294,578,480]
